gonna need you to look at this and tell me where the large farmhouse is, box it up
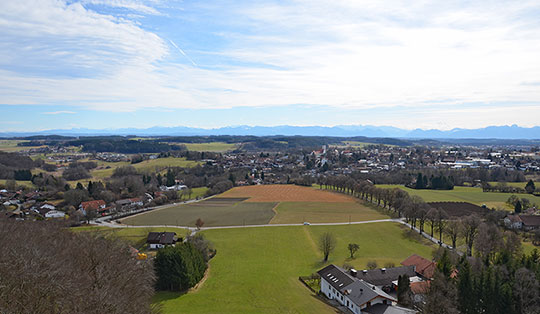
[318,264,402,314]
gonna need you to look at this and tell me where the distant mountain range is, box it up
[1,124,540,139]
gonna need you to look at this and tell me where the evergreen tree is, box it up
[415,173,424,189]
[515,200,522,214]
[166,169,175,187]
[437,249,453,278]
[457,261,477,314]
[525,179,536,194]
[397,275,411,306]
[154,243,207,291]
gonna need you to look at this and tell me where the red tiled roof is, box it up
[401,254,436,279]
[520,215,540,227]
[80,200,106,211]
[410,281,430,294]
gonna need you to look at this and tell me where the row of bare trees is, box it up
[317,175,508,256]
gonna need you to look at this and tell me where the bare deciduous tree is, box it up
[348,243,360,258]
[461,215,481,256]
[445,220,460,249]
[319,232,336,262]
[0,218,156,314]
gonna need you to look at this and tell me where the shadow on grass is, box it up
[152,290,188,304]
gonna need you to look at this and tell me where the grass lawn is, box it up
[183,142,237,152]
[522,240,539,255]
[179,187,209,201]
[121,200,277,227]
[377,185,540,209]
[270,201,387,224]
[0,179,36,188]
[153,222,435,313]
[87,157,201,179]
[487,181,540,189]
[336,141,394,148]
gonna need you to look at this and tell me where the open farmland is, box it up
[377,185,540,209]
[270,201,386,224]
[183,142,237,152]
[220,184,357,202]
[428,201,490,217]
[0,140,45,152]
[121,198,277,227]
[90,157,201,179]
[124,185,386,227]
[153,222,435,313]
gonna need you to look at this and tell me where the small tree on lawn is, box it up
[348,243,360,258]
[319,232,336,262]
[195,218,204,230]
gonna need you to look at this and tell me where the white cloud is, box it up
[82,0,162,15]
[1,0,540,129]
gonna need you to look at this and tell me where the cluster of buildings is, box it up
[0,189,65,220]
[504,214,540,231]
[318,254,436,314]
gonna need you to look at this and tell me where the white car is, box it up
[303,222,311,225]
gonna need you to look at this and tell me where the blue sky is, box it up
[1,0,540,132]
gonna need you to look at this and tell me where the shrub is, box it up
[154,242,207,291]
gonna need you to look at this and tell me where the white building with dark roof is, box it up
[318,264,404,314]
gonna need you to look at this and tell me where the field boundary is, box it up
[268,203,280,224]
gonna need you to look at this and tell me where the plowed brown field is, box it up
[220,184,356,203]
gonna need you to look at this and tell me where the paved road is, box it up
[93,218,404,231]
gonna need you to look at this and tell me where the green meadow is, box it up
[153,222,435,313]
[183,142,237,152]
[377,185,540,209]
[270,201,387,224]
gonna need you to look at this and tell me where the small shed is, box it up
[147,232,178,249]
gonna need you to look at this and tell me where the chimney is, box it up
[350,269,357,277]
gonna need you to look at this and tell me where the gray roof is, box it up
[318,264,397,308]
[363,304,417,314]
[355,266,416,286]
[344,280,396,308]
[147,232,177,245]
[317,264,355,291]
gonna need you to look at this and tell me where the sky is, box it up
[1,0,540,132]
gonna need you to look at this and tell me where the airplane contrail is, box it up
[169,39,198,67]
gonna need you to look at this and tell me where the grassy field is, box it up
[332,141,395,148]
[121,200,277,227]
[488,181,539,189]
[183,142,237,152]
[0,179,36,188]
[89,157,201,179]
[0,140,46,152]
[153,222,435,313]
[377,185,540,209]
[179,187,208,201]
[270,201,386,224]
